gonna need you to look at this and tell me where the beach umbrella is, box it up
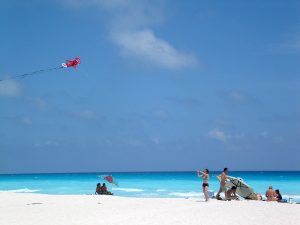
[99,175,118,186]
[217,175,254,198]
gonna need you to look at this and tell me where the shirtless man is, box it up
[265,186,276,201]
[216,168,228,200]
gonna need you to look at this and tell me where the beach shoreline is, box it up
[1,193,299,225]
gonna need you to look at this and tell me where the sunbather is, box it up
[227,186,239,200]
[95,183,102,195]
[275,189,282,202]
[266,186,277,201]
[101,183,113,195]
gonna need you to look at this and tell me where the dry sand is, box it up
[1,193,299,225]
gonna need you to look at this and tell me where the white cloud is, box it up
[64,0,197,69]
[0,80,22,97]
[112,29,197,69]
[116,137,145,147]
[220,90,256,105]
[208,128,230,142]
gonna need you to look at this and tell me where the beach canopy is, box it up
[99,175,118,186]
[217,175,254,198]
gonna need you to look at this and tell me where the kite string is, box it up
[15,66,64,79]
[0,66,63,82]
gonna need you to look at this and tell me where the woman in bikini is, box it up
[197,169,210,201]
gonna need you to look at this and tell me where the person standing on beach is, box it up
[197,169,210,201]
[216,168,228,200]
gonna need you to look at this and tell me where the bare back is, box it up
[220,172,227,186]
[266,189,276,201]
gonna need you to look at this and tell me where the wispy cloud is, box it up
[207,128,243,143]
[219,90,256,105]
[112,29,197,69]
[208,128,230,142]
[0,80,22,97]
[64,0,197,69]
[30,97,49,111]
[34,140,60,148]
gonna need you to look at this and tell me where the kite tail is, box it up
[0,66,64,82]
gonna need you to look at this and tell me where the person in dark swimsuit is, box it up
[275,189,282,202]
[95,183,102,195]
[101,183,113,195]
[197,169,210,201]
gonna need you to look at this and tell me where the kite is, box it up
[99,175,118,186]
[0,57,81,82]
[61,57,81,68]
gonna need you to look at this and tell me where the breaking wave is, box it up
[0,188,40,193]
[112,188,144,192]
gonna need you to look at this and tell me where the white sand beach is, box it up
[1,193,299,225]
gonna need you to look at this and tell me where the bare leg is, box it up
[204,186,209,201]
[224,189,227,200]
[216,186,222,198]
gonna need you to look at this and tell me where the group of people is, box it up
[95,183,113,195]
[265,186,283,202]
[197,167,230,201]
[197,167,283,202]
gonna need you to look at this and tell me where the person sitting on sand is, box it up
[101,183,113,195]
[95,183,102,195]
[216,168,228,200]
[266,186,277,201]
[197,169,210,201]
[227,186,239,200]
[275,189,282,202]
[101,183,108,194]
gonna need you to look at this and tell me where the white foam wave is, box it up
[282,195,300,201]
[156,189,167,192]
[137,193,159,196]
[0,188,40,193]
[112,188,144,192]
[168,192,203,197]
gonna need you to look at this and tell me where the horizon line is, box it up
[1,170,300,176]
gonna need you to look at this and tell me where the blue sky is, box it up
[0,0,300,173]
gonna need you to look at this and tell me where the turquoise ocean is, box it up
[0,171,299,202]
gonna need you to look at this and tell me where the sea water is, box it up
[0,171,299,202]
